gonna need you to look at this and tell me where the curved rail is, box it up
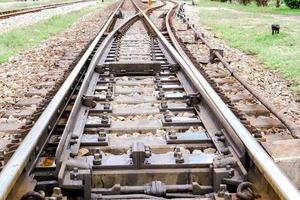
[135,1,300,199]
[0,1,124,199]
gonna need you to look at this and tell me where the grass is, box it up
[193,0,300,91]
[0,1,110,64]
[195,0,300,16]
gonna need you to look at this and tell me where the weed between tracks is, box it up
[194,0,300,91]
[0,1,111,64]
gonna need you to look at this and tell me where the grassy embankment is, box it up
[195,0,300,92]
[0,1,111,64]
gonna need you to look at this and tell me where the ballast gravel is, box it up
[173,4,300,130]
[0,1,118,151]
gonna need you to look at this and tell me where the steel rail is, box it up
[55,0,164,167]
[0,1,124,199]
[134,2,300,199]
[55,13,142,167]
[0,0,95,19]
[176,10,299,138]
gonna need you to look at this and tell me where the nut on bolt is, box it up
[168,130,177,140]
[93,149,102,165]
[175,151,184,164]
[104,103,110,110]
[161,100,168,109]
[98,129,107,141]
[70,167,79,180]
[101,115,109,124]
[52,187,63,200]
[93,153,102,165]
[164,114,172,122]
[174,147,184,163]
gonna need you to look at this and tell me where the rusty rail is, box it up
[176,10,299,138]
[137,1,300,199]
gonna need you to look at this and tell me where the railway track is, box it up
[171,3,300,189]
[0,0,94,19]
[0,0,299,199]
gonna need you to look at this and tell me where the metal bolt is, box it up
[104,103,110,110]
[52,187,63,200]
[218,184,227,197]
[254,131,262,138]
[11,135,19,144]
[224,191,232,200]
[159,91,165,98]
[145,146,152,158]
[161,101,168,109]
[70,167,79,180]
[175,151,184,164]
[174,147,181,157]
[157,82,162,89]
[106,91,112,98]
[101,116,109,124]
[221,147,230,155]
[218,136,225,142]
[164,114,172,122]
[215,131,223,137]
[98,129,107,141]
[168,130,177,140]
[93,153,102,165]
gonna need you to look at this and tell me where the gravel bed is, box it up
[0,1,98,35]
[0,1,119,152]
[173,4,300,129]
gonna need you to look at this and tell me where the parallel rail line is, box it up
[0,0,95,19]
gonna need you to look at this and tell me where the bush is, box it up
[284,0,300,8]
[255,0,269,6]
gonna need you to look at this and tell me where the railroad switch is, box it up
[93,181,213,197]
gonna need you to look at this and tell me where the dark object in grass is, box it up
[271,24,280,35]
[284,0,300,9]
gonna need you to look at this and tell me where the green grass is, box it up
[194,3,300,91]
[195,0,300,16]
[0,0,15,3]
[0,1,109,64]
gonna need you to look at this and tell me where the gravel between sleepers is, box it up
[0,0,119,151]
[173,4,300,130]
